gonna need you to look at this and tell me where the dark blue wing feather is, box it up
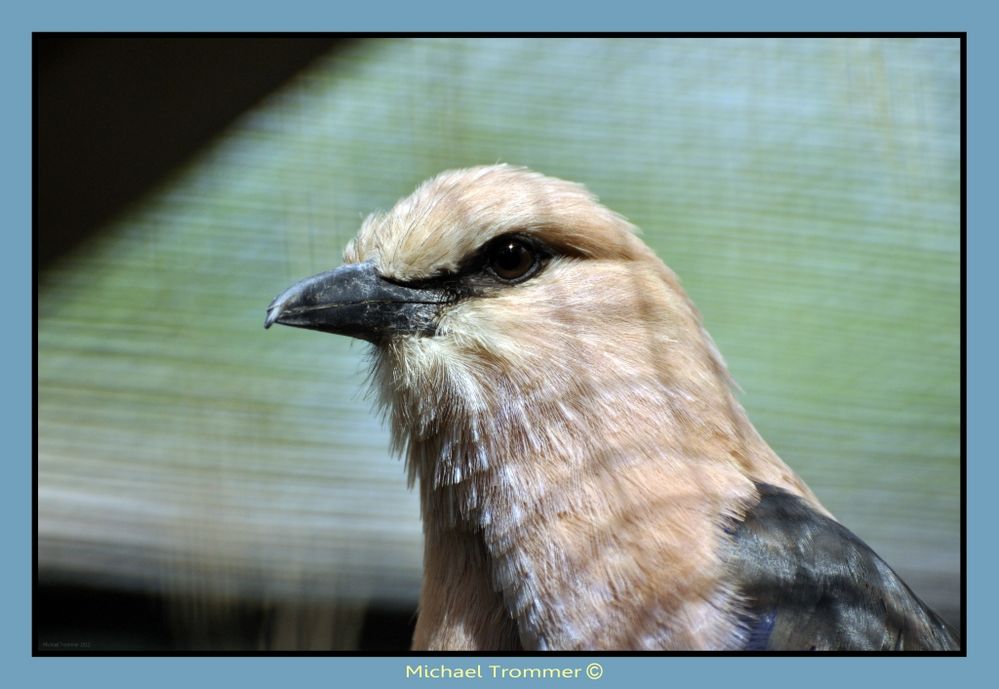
[727,483,959,651]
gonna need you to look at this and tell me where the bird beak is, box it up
[264,260,449,343]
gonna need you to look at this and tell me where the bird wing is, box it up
[726,482,960,651]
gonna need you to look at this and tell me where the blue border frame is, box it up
[10,1,992,686]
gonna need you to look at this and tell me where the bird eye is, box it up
[486,238,539,282]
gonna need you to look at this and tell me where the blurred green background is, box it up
[37,37,960,650]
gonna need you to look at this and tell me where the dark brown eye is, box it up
[487,238,538,282]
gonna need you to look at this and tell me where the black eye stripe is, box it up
[382,233,552,294]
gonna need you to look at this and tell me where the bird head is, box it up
[266,165,816,512]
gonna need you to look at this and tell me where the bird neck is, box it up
[390,337,825,648]
[404,381,774,650]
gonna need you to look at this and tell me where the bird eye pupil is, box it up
[489,240,535,280]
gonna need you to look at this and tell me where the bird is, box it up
[265,164,960,652]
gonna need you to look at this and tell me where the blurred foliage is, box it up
[38,38,960,648]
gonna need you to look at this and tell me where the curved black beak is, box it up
[265,261,449,342]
